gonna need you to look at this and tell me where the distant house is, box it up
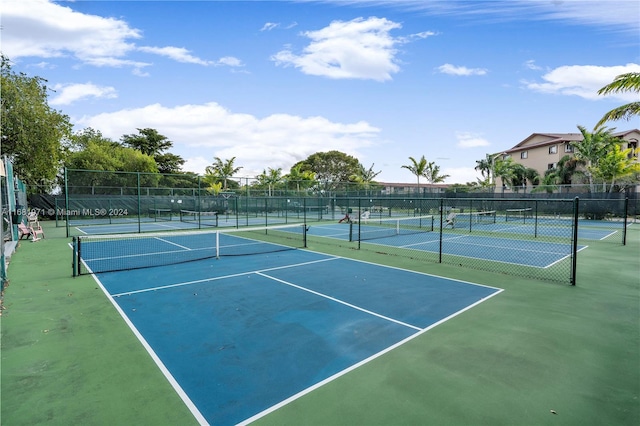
[375,182,449,195]
[495,129,640,191]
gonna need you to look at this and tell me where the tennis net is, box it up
[148,208,172,221]
[180,209,219,227]
[452,210,497,227]
[72,223,307,275]
[350,215,434,242]
[505,208,533,223]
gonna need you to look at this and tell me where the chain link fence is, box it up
[19,168,637,285]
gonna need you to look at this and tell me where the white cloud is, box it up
[524,59,543,71]
[377,0,639,35]
[137,46,212,66]
[272,17,429,81]
[2,0,140,62]
[50,83,118,106]
[437,64,488,76]
[76,102,380,177]
[524,63,640,101]
[261,22,280,31]
[455,132,490,148]
[442,167,483,185]
[217,56,244,67]
[2,0,225,73]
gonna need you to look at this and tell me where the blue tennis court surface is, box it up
[92,247,501,425]
[74,216,295,235]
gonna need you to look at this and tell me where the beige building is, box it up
[495,129,640,191]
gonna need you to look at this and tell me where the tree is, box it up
[595,144,640,193]
[292,151,360,190]
[402,155,449,188]
[66,128,159,190]
[596,72,640,129]
[538,155,583,193]
[120,128,184,174]
[493,158,515,190]
[256,167,283,196]
[284,164,316,193]
[401,156,429,188]
[205,156,243,191]
[201,173,223,195]
[474,154,495,184]
[509,164,540,190]
[424,161,450,184]
[572,125,619,192]
[1,55,72,190]
[350,163,381,189]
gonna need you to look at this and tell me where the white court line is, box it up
[69,242,210,426]
[238,285,503,426]
[111,256,340,297]
[256,272,423,331]
[156,237,191,250]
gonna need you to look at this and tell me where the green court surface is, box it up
[1,221,638,425]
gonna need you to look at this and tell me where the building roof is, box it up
[376,182,448,188]
[504,129,640,154]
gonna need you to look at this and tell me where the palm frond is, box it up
[597,72,640,95]
[595,102,640,129]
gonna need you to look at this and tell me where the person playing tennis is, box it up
[339,208,353,223]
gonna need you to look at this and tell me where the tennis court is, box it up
[79,229,501,425]
[307,220,586,268]
[72,211,295,235]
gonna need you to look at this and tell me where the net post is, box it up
[357,198,362,250]
[571,197,579,286]
[302,223,308,248]
[72,237,78,277]
[137,172,142,234]
[64,167,70,238]
[534,200,539,238]
[438,198,443,264]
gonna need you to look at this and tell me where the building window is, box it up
[565,143,574,153]
[549,145,557,154]
[628,140,638,159]
[520,151,528,159]
[548,163,555,170]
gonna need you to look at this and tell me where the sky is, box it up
[2,0,639,184]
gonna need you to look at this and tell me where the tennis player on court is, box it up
[339,208,353,223]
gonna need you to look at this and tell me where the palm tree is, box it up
[523,167,540,188]
[204,156,242,191]
[424,161,450,184]
[572,126,618,192]
[350,163,381,189]
[595,144,640,193]
[542,155,584,193]
[401,156,428,189]
[284,164,315,194]
[509,164,527,191]
[492,158,515,191]
[257,167,282,196]
[474,154,494,183]
[596,72,640,129]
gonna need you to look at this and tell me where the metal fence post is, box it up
[571,197,579,286]
[623,197,628,246]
